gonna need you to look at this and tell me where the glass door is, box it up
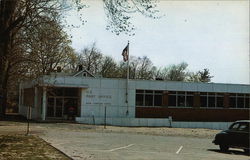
[47,97,55,117]
[55,98,63,117]
[47,97,63,117]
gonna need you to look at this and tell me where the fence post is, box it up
[104,106,107,129]
[26,106,32,135]
[169,116,172,128]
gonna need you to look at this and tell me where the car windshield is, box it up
[229,123,240,130]
[229,122,249,131]
[238,123,249,132]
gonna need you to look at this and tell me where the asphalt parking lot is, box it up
[39,127,249,160]
[0,122,249,160]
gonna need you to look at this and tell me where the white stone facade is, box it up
[19,75,250,129]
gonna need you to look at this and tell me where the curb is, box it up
[38,136,74,160]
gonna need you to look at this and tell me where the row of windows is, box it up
[135,90,250,108]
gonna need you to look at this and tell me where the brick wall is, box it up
[135,107,250,122]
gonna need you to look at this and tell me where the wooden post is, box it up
[26,106,32,135]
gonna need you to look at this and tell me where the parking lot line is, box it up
[109,144,134,152]
[176,146,183,154]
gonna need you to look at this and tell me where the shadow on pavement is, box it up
[0,113,27,122]
[207,149,249,156]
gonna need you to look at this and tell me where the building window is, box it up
[154,91,163,106]
[168,91,194,107]
[216,93,224,108]
[200,92,208,107]
[245,94,250,108]
[208,93,216,108]
[229,93,237,108]
[177,92,185,107]
[136,94,144,106]
[168,91,177,107]
[64,88,79,97]
[145,93,153,106]
[83,72,87,77]
[135,90,163,107]
[186,92,194,107]
[200,92,224,108]
[237,94,244,108]
[228,93,250,109]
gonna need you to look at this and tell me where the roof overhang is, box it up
[39,83,89,88]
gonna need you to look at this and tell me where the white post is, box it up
[169,116,172,128]
[42,87,47,120]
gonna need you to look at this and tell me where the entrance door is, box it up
[64,98,78,117]
[55,98,63,117]
[47,97,55,117]
[47,97,63,117]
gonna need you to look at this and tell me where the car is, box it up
[213,120,250,153]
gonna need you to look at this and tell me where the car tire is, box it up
[219,144,229,152]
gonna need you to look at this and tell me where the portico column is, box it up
[42,87,47,120]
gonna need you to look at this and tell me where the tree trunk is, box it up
[0,0,18,117]
[0,43,10,117]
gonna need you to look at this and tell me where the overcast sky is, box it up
[65,0,249,84]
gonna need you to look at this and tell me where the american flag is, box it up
[122,44,129,62]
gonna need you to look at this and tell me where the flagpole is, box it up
[126,41,130,115]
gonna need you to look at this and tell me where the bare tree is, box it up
[0,0,66,115]
[159,62,189,81]
[100,56,119,78]
[0,0,160,115]
[103,0,160,36]
[77,43,103,75]
[136,56,154,79]
[23,19,74,76]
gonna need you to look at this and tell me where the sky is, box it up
[65,0,249,84]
